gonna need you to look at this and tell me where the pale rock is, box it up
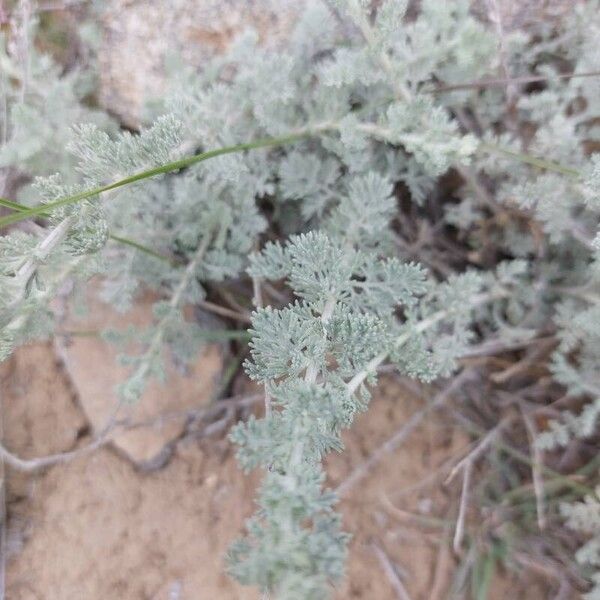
[56,283,223,468]
[98,0,305,127]
[0,343,87,502]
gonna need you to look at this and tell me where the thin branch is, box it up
[125,234,213,389]
[521,406,547,530]
[430,522,454,600]
[0,392,262,473]
[214,286,249,316]
[371,543,413,600]
[479,142,580,178]
[0,392,122,472]
[453,461,472,554]
[4,216,74,313]
[445,417,509,554]
[109,233,181,265]
[3,255,85,337]
[337,370,473,497]
[426,70,600,95]
[0,125,335,229]
[251,241,271,417]
[0,430,110,472]
[380,494,451,529]
[454,412,595,497]
[37,0,86,10]
[460,334,555,358]
[252,273,264,311]
[485,0,519,112]
[197,299,252,323]
[491,338,556,384]
[446,419,506,485]
[346,291,508,397]
[455,163,500,214]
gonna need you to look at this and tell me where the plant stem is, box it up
[3,255,86,333]
[478,142,580,178]
[351,10,583,185]
[0,128,329,229]
[0,127,582,231]
[1,199,171,270]
[456,416,594,497]
[108,233,179,265]
[4,216,74,312]
[425,70,600,95]
[128,234,212,389]
[0,197,28,212]
[346,290,508,396]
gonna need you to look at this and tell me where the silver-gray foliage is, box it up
[2,0,600,597]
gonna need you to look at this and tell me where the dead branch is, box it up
[0,393,262,473]
[371,543,413,600]
[337,370,474,497]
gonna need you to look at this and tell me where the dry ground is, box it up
[1,342,552,599]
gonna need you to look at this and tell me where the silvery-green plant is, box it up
[448,4,600,591]
[561,481,600,600]
[1,0,496,397]
[0,10,113,187]
[227,225,515,597]
[1,0,600,597]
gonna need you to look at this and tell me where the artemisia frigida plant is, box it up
[1,1,600,598]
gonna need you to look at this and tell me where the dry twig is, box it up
[371,543,413,600]
[521,406,547,530]
[453,460,472,554]
[430,523,454,600]
[445,416,509,554]
[427,70,600,95]
[337,370,474,497]
[445,419,506,485]
[197,299,251,323]
[0,392,262,473]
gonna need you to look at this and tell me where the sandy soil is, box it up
[0,3,579,598]
[1,343,551,600]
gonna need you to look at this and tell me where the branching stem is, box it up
[346,290,509,396]
[125,233,212,390]
[0,126,334,229]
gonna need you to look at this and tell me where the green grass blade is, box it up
[473,553,496,600]
[0,197,29,212]
[479,142,580,178]
[108,234,178,265]
[0,132,310,229]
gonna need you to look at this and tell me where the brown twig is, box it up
[337,370,474,497]
[197,299,251,323]
[0,388,126,472]
[430,523,454,600]
[521,406,547,530]
[452,461,472,554]
[380,494,450,530]
[445,417,510,554]
[388,454,465,500]
[455,163,500,215]
[0,392,262,473]
[0,422,112,472]
[461,335,555,358]
[445,418,507,485]
[214,286,249,316]
[426,70,600,95]
[371,543,413,600]
[491,338,556,384]
[453,412,594,497]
